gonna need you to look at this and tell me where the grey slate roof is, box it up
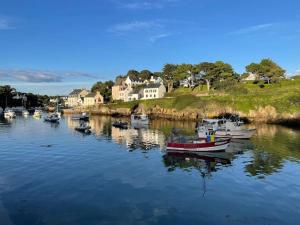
[69,89,83,96]
[85,92,96,98]
[144,83,161,89]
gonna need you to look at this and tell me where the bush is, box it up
[259,84,265,88]
[253,80,259,84]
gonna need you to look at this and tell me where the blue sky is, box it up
[0,0,300,95]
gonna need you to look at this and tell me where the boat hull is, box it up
[215,129,256,139]
[166,139,230,152]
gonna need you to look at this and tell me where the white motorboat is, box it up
[22,109,29,116]
[33,110,42,118]
[197,119,256,139]
[4,108,16,119]
[131,114,149,125]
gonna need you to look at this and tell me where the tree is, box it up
[162,64,177,92]
[245,59,285,83]
[0,85,16,108]
[127,70,140,79]
[195,61,236,91]
[139,70,153,80]
[91,80,114,102]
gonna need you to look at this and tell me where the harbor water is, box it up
[0,115,299,225]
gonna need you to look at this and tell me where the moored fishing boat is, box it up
[197,118,256,139]
[4,108,16,119]
[166,138,230,152]
[33,109,42,118]
[22,109,29,116]
[75,121,91,133]
[44,114,59,123]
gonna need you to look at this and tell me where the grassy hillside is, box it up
[108,79,300,115]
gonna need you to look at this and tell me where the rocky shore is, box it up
[62,104,300,128]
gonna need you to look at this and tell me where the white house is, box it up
[150,76,163,84]
[125,77,144,87]
[142,83,166,100]
[125,87,145,102]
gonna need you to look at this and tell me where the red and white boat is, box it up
[166,138,230,152]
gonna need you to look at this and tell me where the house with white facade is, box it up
[125,77,144,87]
[149,76,163,84]
[142,83,166,100]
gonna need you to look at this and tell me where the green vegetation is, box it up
[107,78,300,114]
[0,85,50,109]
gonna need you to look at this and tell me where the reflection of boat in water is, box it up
[72,112,89,121]
[131,114,149,126]
[112,121,128,129]
[165,151,232,165]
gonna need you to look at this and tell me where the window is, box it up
[146,95,148,98]
[154,94,156,98]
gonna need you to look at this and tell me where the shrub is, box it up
[259,84,265,88]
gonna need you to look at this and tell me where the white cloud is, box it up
[0,69,97,83]
[111,0,179,10]
[108,20,163,33]
[149,33,171,42]
[229,23,274,35]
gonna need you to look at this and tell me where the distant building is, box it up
[112,84,133,101]
[149,76,163,84]
[83,91,104,107]
[142,83,166,100]
[126,88,143,102]
[125,77,144,87]
[66,89,89,107]
[243,73,258,81]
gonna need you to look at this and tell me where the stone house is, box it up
[66,89,89,107]
[83,91,104,107]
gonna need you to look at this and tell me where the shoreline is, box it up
[62,106,300,129]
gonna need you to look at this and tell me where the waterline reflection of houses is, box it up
[111,127,166,150]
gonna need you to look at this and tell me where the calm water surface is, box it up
[0,115,299,225]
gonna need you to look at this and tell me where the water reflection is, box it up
[64,115,300,179]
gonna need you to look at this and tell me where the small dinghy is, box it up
[112,121,128,129]
[75,122,91,134]
[44,114,60,123]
